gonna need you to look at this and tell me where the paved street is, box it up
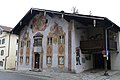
[1,69,120,80]
[0,71,47,80]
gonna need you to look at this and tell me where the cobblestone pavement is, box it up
[1,69,120,80]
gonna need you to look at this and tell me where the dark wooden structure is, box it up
[80,39,117,54]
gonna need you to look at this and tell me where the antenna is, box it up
[71,6,79,14]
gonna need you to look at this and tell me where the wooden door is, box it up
[35,53,40,69]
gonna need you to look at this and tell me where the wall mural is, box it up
[47,22,65,67]
[20,31,30,64]
[50,22,64,36]
[32,13,48,33]
[76,47,81,65]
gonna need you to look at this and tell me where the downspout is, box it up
[104,24,114,76]
[16,35,20,70]
[4,33,11,70]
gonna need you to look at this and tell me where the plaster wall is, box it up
[73,21,93,73]
[111,32,120,70]
[18,14,69,71]
[6,34,18,69]
[0,32,18,70]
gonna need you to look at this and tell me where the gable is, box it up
[12,8,120,35]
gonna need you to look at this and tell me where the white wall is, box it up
[6,34,18,69]
[111,32,120,70]
[0,32,9,69]
[73,21,93,73]
[0,31,18,70]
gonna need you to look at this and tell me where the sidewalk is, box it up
[1,69,120,80]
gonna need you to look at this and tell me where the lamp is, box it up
[93,19,96,27]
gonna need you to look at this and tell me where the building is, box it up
[12,8,120,73]
[0,25,18,70]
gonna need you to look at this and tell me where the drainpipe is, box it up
[104,24,114,76]
[16,35,20,70]
[4,33,11,70]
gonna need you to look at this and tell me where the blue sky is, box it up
[0,0,120,28]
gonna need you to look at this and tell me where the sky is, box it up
[0,0,120,28]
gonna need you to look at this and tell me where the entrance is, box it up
[93,53,111,69]
[93,54,104,69]
[34,53,40,69]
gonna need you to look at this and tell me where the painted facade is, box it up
[13,8,120,73]
[0,25,18,70]
[17,13,71,71]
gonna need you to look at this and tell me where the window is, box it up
[59,35,64,44]
[20,56,23,64]
[26,56,29,64]
[47,37,52,45]
[34,39,42,46]
[16,50,18,56]
[46,56,52,64]
[27,40,30,47]
[17,39,18,44]
[58,56,64,65]
[0,40,1,44]
[2,38,5,44]
[21,41,24,47]
[1,50,4,56]
[0,30,2,35]
[0,61,3,66]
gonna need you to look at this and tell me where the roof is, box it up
[12,8,120,35]
[33,32,43,38]
[0,25,12,32]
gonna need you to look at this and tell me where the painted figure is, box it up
[76,47,81,65]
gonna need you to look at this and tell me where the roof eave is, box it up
[12,8,120,35]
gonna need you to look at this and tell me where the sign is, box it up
[102,49,106,54]
[103,54,106,57]
[106,50,109,60]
